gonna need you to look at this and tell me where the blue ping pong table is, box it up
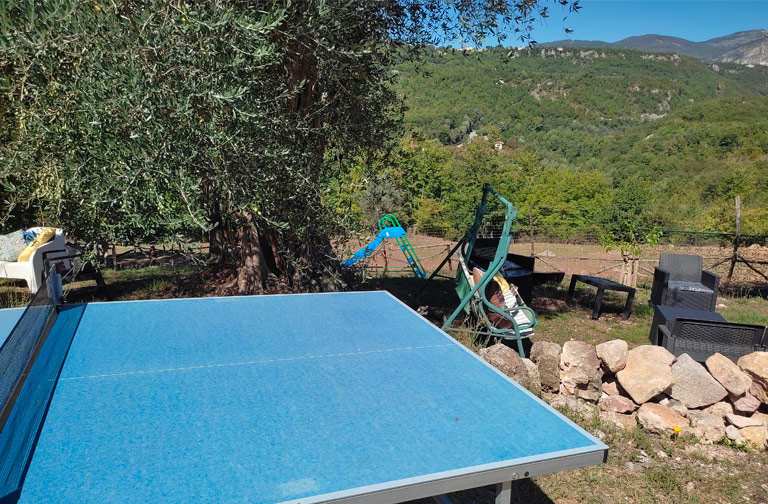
[0,282,606,503]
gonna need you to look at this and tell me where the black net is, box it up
[0,270,68,501]
[0,277,58,424]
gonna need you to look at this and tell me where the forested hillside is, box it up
[397,47,754,145]
[347,47,768,239]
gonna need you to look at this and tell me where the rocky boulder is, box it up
[687,410,726,444]
[602,378,621,396]
[521,358,542,396]
[599,395,638,414]
[704,401,733,418]
[730,392,761,415]
[735,425,768,451]
[559,341,603,402]
[637,403,690,435]
[737,352,768,405]
[669,354,727,409]
[705,353,752,396]
[658,397,689,418]
[548,393,599,419]
[600,410,637,430]
[595,339,628,373]
[530,341,562,392]
[617,346,675,404]
[751,411,768,429]
[478,343,541,393]
[725,413,763,429]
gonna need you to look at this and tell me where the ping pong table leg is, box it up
[495,480,512,504]
[592,288,605,320]
[566,276,578,305]
[622,288,636,320]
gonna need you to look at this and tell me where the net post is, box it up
[47,267,63,308]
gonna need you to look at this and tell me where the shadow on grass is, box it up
[721,281,768,300]
[0,281,31,308]
[64,266,198,304]
[359,275,458,318]
[409,479,556,504]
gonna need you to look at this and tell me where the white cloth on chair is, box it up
[0,228,71,292]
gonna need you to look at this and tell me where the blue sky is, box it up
[495,0,768,44]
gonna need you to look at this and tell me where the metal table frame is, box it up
[566,274,636,320]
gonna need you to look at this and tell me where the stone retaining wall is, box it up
[478,343,768,451]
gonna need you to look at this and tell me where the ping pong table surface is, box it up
[0,288,606,504]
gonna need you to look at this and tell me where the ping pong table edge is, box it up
[311,292,608,504]
[276,445,607,504]
[383,291,608,444]
[6,290,608,504]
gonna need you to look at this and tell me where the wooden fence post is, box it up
[382,246,388,276]
[726,195,741,284]
[529,203,535,257]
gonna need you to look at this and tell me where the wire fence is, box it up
[348,206,768,296]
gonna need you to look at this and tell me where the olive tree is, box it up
[0,0,579,293]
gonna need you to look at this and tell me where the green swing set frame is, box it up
[426,184,538,356]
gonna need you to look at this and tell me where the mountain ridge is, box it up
[538,30,768,65]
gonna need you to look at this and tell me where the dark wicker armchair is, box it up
[658,318,766,362]
[650,253,720,311]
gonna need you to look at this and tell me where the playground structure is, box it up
[343,187,537,356]
[343,214,427,279]
[426,184,538,356]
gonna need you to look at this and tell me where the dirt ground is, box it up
[344,233,768,296]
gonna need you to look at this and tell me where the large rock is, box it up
[669,354,727,409]
[725,413,763,429]
[596,339,628,373]
[602,378,621,396]
[687,410,726,444]
[521,358,542,396]
[479,343,523,375]
[559,341,603,402]
[725,424,739,441]
[659,397,689,418]
[548,393,598,419]
[704,401,733,419]
[730,392,761,415]
[735,426,768,451]
[737,352,768,405]
[617,346,675,404]
[599,395,638,414]
[751,411,768,429]
[705,353,752,396]
[479,344,541,393]
[530,341,562,392]
[599,410,637,430]
[637,403,690,435]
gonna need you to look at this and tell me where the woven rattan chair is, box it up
[658,318,766,362]
[650,253,720,311]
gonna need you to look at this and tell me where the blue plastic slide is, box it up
[343,227,406,268]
